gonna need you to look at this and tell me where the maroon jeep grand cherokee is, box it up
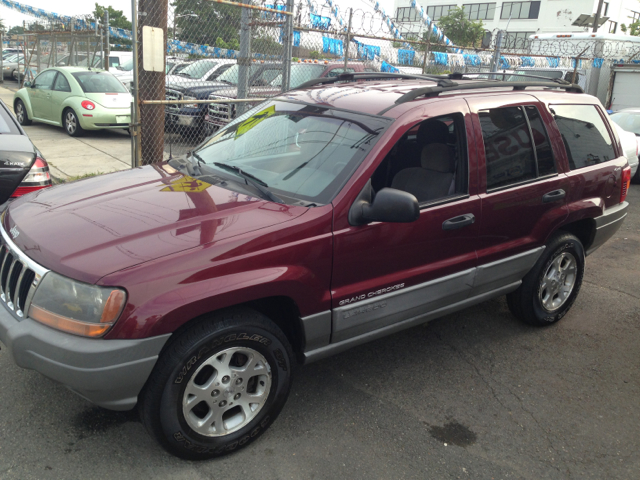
[0,73,631,459]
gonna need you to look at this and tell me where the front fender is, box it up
[13,90,33,118]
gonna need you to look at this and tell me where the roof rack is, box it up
[296,71,443,89]
[394,80,583,105]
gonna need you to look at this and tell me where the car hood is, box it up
[3,164,307,284]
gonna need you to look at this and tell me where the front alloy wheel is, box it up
[15,100,31,126]
[139,308,293,460]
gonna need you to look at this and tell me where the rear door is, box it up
[467,94,570,295]
[0,103,36,203]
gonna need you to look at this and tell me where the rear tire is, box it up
[14,100,32,126]
[64,108,84,137]
[507,232,585,326]
[138,308,294,460]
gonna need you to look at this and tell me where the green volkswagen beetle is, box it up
[13,66,132,137]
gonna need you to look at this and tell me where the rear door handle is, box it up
[442,213,475,230]
[542,189,566,203]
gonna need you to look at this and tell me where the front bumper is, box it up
[586,201,629,255]
[0,307,170,410]
[165,111,202,129]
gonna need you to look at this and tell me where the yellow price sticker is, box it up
[161,175,212,193]
[235,105,276,137]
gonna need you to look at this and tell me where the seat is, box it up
[391,143,455,202]
[391,119,451,178]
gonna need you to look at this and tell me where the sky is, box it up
[0,0,397,29]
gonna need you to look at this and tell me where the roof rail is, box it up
[296,71,443,89]
[394,81,584,105]
[449,71,577,84]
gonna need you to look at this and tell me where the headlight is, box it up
[183,95,198,108]
[28,272,126,338]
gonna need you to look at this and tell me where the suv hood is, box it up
[3,164,307,284]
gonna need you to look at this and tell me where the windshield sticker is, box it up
[235,105,276,137]
[161,175,212,193]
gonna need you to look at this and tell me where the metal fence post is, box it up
[344,8,353,70]
[105,11,110,71]
[421,35,431,74]
[0,34,3,85]
[490,30,504,79]
[138,0,168,164]
[131,0,141,167]
[281,0,294,92]
[237,0,252,116]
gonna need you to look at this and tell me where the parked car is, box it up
[0,73,630,460]
[610,108,640,182]
[107,51,133,69]
[205,62,375,129]
[0,99,52,202]
[2,48,22,59]
[13,67,132,137]
[2,54,24,80]
[166,58,235,88]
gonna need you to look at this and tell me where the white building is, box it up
[393,0,640,47]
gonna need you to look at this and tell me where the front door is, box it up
[29,70,57,120]
[331,102,481,343]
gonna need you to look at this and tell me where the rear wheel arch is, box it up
[554,218,596,253]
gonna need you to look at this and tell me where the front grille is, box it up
[165,89,183,113]
[208,95,234,124]
[0,244,35,316]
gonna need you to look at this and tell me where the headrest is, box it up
[421,143,453,173]
[417,119,449,145]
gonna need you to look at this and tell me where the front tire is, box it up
[64,108,84,137]
[507,232,585,326]
[14,100,32,126]
[139,308,294,460]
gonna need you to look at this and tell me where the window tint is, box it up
[53,73,71,92]
[109,56,120,68]
[480,107,536,189]
[326,67,355,78]
[551,104,616,169]
[524,106,555,176]
[34,70,57,90]
[0,104,20,134]
[71,72,128,93]
[371,113,468,204]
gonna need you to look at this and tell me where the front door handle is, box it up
[442,213,475,230]
[542,189,566,203]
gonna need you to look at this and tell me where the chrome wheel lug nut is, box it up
[222,375,230,384]
[211,389,220,397]
[234,393,241,400]
[219,400,227,407]
[235,378,243,385]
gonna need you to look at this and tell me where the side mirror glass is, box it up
[23,81,31,88]
[349,182,419,226]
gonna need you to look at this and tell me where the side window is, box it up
[550,104,616,169]
[33,70,57,90]
[480,105,555,190]
[109,56,120,68]
[371,113,468,204]
[53,73,71,92]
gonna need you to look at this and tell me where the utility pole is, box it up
[490,30,504,79]
[593,0,605,33]
[281,0,294,92]
[138,0,168,164]
[104,10,110,71]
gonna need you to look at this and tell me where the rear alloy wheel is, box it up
[507,232,585,326]
[64,109,84,137]
[15,100,31,126]
[139,308,294,460]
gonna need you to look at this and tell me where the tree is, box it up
[437,7,484,48]
[0,17,5,33]
[172,0,241,47]
[7,25,24,35]
[93,3,132,30]
[620,22,640,36]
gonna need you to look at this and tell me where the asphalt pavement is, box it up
[0,182,638,478]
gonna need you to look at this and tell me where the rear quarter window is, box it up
[551,104,616,170]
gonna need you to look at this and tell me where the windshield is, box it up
[195,100,391,204]
[216,64,263,85]
[71,72,129,93]
[177,60,217,79]
[270,64,326,89]
[610,112,640,136]
[119,59,134,71]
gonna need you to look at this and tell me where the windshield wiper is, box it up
[213,162,283,203]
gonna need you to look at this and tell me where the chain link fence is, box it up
[131,0,640,165]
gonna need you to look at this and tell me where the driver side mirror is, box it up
[23,81,32,88]
[349,181,420,226]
